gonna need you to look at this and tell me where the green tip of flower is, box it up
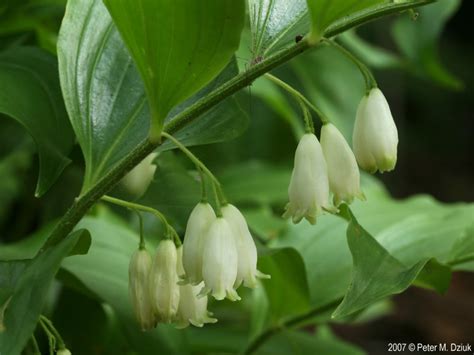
[226,289,241,302]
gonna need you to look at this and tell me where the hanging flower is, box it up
[129,248,156,331]
[182,203,216,285]
[222,204,270,288]
[283,133,332,224]
[353,88,398,173]
[57,349,72,355]
[121,152,158,197]
[200,217,240,301]
[175,246,217,328]
[149,240,180,323]
[320,123,365,206]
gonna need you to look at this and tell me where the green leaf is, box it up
[248,0,310,58]
[447,224,474,271]
[392,0,462,89]
[258,247,311,322]
[307,0,383,40]
[274,181,473,314]
[58,0,248,191]
[160,58,249,151]
[258,327,365,355]
[0,229,89,355]
[332,205,450,318]
[103,0,246,138]
[0,46,74,196]
[305,0,436,40]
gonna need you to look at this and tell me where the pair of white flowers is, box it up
[129,241,216,331]
[284,88,398,224]
[183,203,270,301]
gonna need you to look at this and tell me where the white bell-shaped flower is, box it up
[121,153,158,197]
[321,123,365,206]
[182,203,216,285]
[353,88,398,173]
[222,204,270,288]
[149,240,180,323]
[200,217,240,301]
[283,133,332,224]
[175,247,217,328]
[129,248,156,331]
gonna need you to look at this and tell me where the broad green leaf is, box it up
[0,229,89,355]
[307,0,436,40]
[274,182,474,313]
[103,0,246,138]
[0,224,53,261]
[248,0,310,58]
[307,0,383,40]
[160,58,249,151]
[332,205,450,318]
[448,224,474,271]
[58,0,248,191]
[58,0,149,191]
[392,0,462,89]
[0,46,74,196]
[258,327,364,355]
[258,247,311,322]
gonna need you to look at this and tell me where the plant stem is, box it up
[37,0,435,255]
[39,315,65,349]
[197,166,208,203]
[161,131,227,210]
[324,39,377,90]
[265,73,329,126]
[246,301,341,352]
[133,210,146,249]
[242,299,342,354]
[161,132,221,189]
[30,334,41,355]
[101,195,171,238]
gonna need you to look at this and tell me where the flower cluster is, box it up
[284,88,398,224]
[128,240,216,331]
[128,203,269,330]
[183,203,270,301]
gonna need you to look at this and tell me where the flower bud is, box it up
[200,217,240,301]
[182,203,216,284]
[353,88,398,173]
[149,240,180,323]
[175,247,217,328]
[129,248,155,331]
[121,153,158,197]
[283,133,332,224]
[321,123,365,206]
[57,349,72,355]
[222,204,270,288]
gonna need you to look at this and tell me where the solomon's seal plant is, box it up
[0,0,472,354]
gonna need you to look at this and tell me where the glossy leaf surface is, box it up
[103,0,246,137]
[0,47,74,196]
